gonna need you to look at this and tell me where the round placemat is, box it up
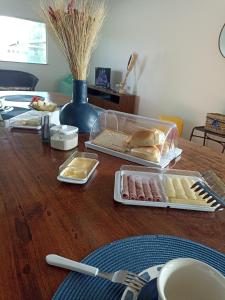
[52,235,225,300]
[2,95,44,102]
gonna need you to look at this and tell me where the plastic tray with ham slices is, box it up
[114,165,220,212]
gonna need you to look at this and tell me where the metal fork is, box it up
[46,254,147,292]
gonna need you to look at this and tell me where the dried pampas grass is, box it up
[40,0,106,80]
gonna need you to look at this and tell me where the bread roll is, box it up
[130,146,161,162]
[127,129,165,147]
[157,141,170,155]
[92,129,130,152]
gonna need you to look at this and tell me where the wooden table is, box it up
[0,99,225,299]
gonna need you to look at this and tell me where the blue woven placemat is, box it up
[52,235,225,300]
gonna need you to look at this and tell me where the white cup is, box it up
[157,258,225,300]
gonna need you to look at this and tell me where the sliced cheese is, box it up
[172,178,187,199]
[163,176,176,198]
[181,177,197,200]
[169,197,210,206]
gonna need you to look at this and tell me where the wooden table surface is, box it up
[0,128,224,300]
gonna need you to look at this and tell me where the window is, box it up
[0,16,47,64]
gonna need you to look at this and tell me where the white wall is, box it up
[0,0,70,91]
[89,0,225,140]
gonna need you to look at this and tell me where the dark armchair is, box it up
[0,69,39,91]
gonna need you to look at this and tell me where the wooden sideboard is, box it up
[87,85,136,113]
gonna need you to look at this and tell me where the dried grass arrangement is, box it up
[40,0,106,80]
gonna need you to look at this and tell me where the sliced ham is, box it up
[121,175,129,199]
[121,174,167,202]
[135,176,145,200]
[128,175,137,199]
[142,180,153,200]
[149,177,161,201]
[155,177,168,202]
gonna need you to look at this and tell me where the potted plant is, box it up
[40,0,106,132]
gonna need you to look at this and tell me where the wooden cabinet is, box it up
[87,85,136,114]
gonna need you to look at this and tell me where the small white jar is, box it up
[50,125,78,151]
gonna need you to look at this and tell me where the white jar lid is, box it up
[51,125,79,135]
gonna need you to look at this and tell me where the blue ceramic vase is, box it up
[59,79,98,133]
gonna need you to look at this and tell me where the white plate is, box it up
[57,161,99,185]
[121,264,163,300]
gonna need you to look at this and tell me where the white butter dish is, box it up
[57,151,99,184]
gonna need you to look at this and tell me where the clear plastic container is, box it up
[9,111,42,130]
[114,165,220,212]
[85,110,181,168]
[50,125,78,151]
[9,110,60,130]
[57,151,99,184]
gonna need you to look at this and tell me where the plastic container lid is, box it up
[57,151,99,184]
[51,125,78,135]
[86,110,181,167]
[114,166,218,212]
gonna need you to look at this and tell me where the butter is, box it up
[60,167,87,179]
[68,157,97,171]
[61,157,97,180]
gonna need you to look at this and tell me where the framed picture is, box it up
[95,67,111,88]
